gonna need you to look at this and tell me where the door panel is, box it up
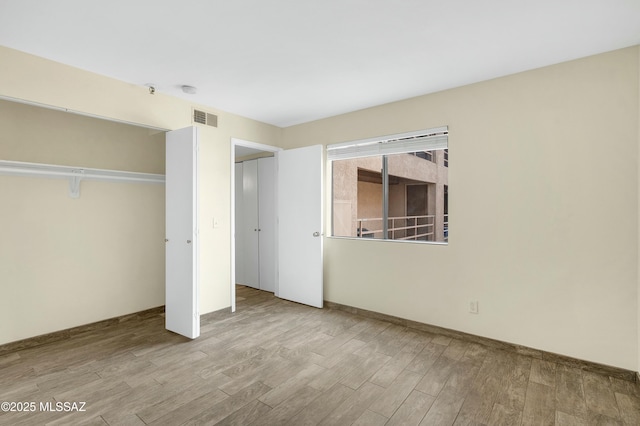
[258,157,276,292]
[242,160,259,289]
[165,127,199,339]
[277,145,323,308]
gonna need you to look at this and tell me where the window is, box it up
[329,127,449,243]
[412,151,433,162]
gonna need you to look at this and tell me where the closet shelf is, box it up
[0,159,165,198]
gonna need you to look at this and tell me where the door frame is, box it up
[230,138,281,312]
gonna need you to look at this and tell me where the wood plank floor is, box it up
[2,286,640,425]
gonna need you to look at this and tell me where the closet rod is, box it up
[0,160,164,198]
[0,160,164,183]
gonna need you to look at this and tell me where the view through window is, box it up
[329,129,448,243]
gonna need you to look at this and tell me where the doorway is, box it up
[230,138,280,312]
[231,140,324,312]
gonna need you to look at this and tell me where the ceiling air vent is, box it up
[193,109,218,128]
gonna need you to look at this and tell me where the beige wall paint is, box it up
[0,177,165,344]
[0,46,281,345]
[284,47,640,370]
[0,101,166,345]
[0,99,166,172]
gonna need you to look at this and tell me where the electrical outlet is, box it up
[469,301,479,314]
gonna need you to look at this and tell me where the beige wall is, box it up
[0,46,281,345]
[0,100,166,172]
[284,46,640,370]
[0,100,166,344]
[0,176,166,344]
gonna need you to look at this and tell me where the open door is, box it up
[165,127,199,338]
[277,145,323,308]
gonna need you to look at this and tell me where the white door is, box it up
[242,160,260,289]
[165,127,199,339]
[258,157,276,292]
[277,145,323,308]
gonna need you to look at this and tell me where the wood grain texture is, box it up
[386,390,435,426]
[522,381,555,426]
[326,300,637,382]
[1,286,639,425]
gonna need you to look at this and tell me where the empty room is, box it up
[1,1,640,425]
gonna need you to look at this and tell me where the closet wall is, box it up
[0,99,165,345]
[235,157,276,292]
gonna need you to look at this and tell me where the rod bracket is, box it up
[69,169,84,198]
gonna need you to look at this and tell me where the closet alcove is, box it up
[234,156,276,293]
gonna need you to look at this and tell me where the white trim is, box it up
[194,129,201,337]
[230,142,237,313]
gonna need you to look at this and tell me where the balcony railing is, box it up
[356,215,436,241]
[444,213,448,242]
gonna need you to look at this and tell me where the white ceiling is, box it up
[1,1,639,128]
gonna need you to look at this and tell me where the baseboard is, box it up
[324,300,637,383]
[0,306,165,356]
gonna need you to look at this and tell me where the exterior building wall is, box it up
[332,150,448,241]
[358,181,383,237]
[331,160,358,236]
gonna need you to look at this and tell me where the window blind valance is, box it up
[326,126,448,161]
